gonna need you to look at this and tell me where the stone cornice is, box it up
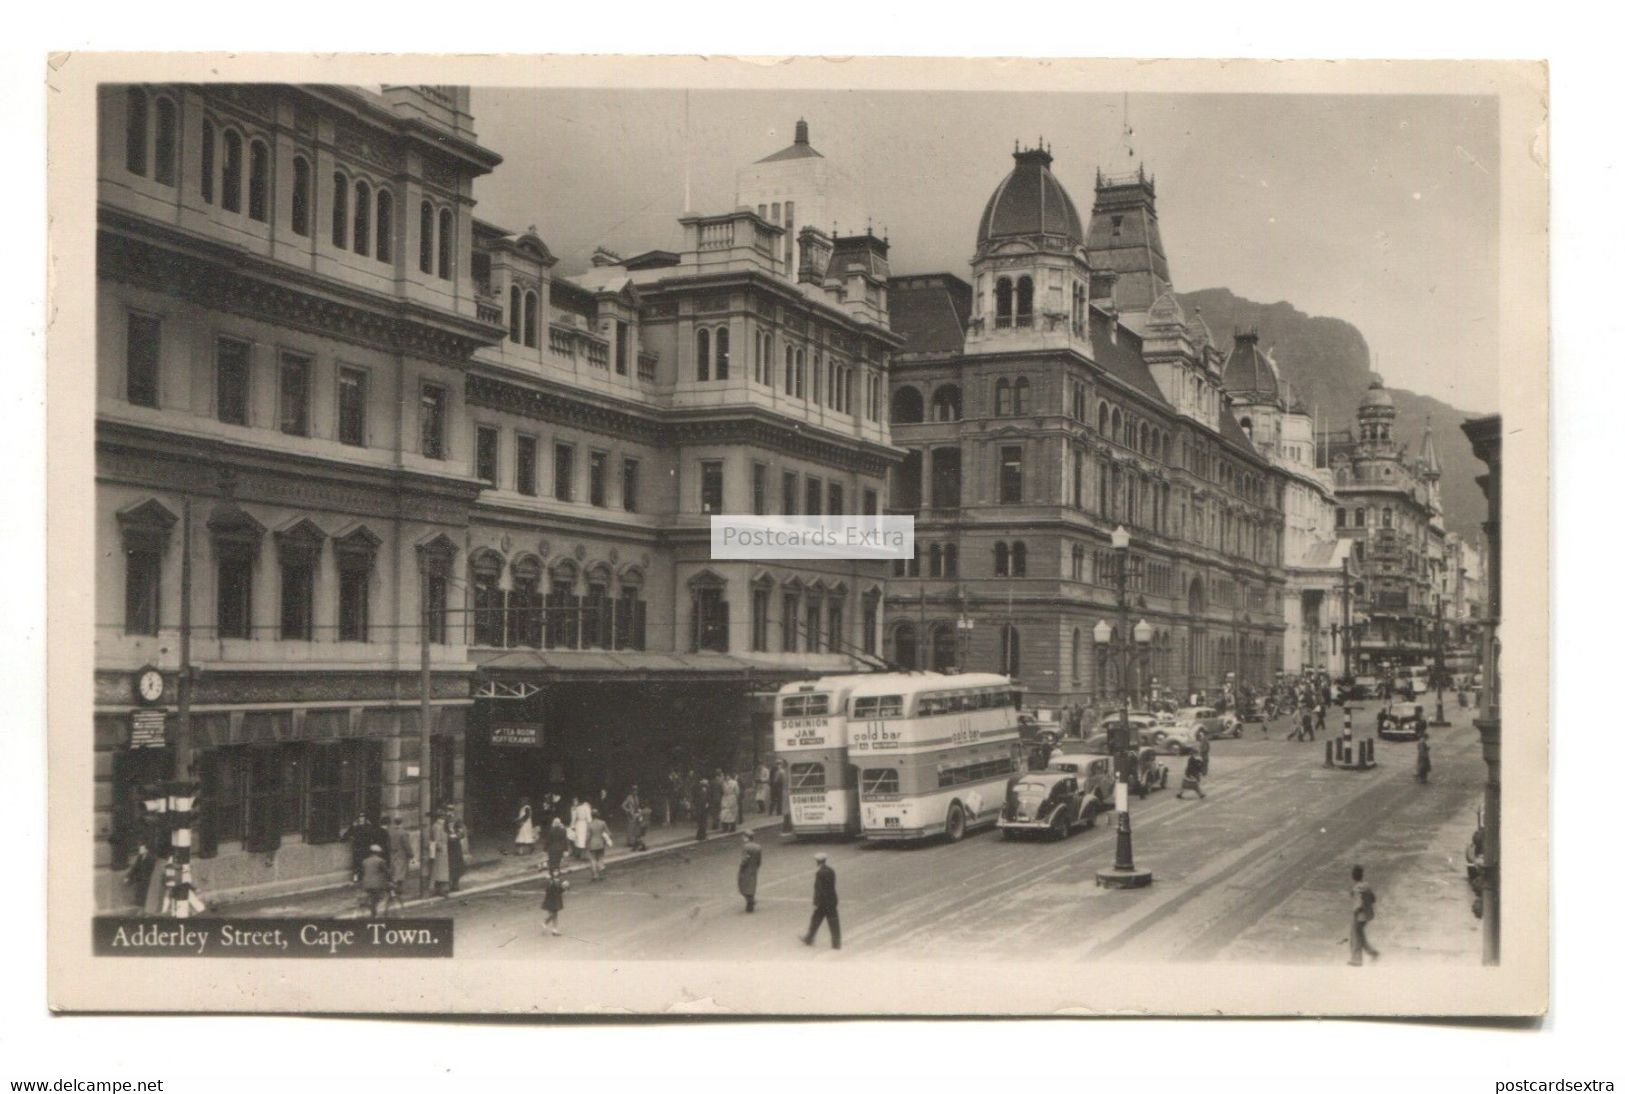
[98,210,505,367]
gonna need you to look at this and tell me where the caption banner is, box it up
[92,917,454,958]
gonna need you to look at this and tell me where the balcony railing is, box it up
[637,352,658,383]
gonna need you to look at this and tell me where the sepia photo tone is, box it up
[46,54,1547,1015]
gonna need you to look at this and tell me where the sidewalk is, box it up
[215,810,787,919]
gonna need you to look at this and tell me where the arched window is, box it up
[437,207,453,279]
[153,97,177,186]
[289,157,310,236]
[994,277,1013,328]
[199,120,215,204]
[993,541,1009,577]
[1382,507,1393,529]
[1139,422,1150,452]
[930,623,957,672]
[523,291,538,348]
[124,88,148,176]
[696,328,711,382]
[783,343,794,395]
[221,131,242,213]
[1014,377,1030,415]
[715,327,730,380]
[1355,508,1366,528]
[418,201,434,273]
[944,543,958,577]
[894,622,919,671]
[1015,276,1034,325]
[374,189,393,262]
[508,287,522,343]
[248,140,269,222]
[1111,407,1123,444]
[794,348,805,397]
[929,543,943,577]
[330,171,347,247]
[931,385,962,422]
[352,180,370,254]
[761,334,774,387]
[999,625,1021,676]
[994,379,1011,417]
[1098,402,1110,434]
[890,385,924,423]
[1011,541,1027,577]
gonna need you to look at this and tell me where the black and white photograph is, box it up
[42,53,1547,1018]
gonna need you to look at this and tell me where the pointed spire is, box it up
[1420,413,1442,477]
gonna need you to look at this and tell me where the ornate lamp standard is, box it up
[1429,593,1452,727]
[1094,526,1154,890]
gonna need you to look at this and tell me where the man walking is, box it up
[769,760,786,816]
[622,785,648,852]
[738,831,762,913]
[1415,732,1432,784]
[359,844,391,918]
[801,852,841,950]
[1175,749,1206,800]
[1348,864,1380,965]
[387,815,416,895]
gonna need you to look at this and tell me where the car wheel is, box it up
[1160,768,1169,790]
[1050,813,1068,841]
[945,802,966,843]
[1151,730,1168,744]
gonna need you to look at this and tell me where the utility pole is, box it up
[175,494,193,781]
[419,564,434,899]
[1340,556,1354,683]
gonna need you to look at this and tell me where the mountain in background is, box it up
[1177,287,1489,542]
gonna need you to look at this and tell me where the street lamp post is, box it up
[1095,526,1153,890]
[1430,594,1452,727]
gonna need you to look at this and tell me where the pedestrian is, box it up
[570,796,591,861]
[447,804,468,891]
[800,851,841,950]
[694,778,710,841]
[512,797,537,856]
[754,763,771,814]
[428,810,451,897]
[541,869,570,937]
[545,816,570,876]
[341,812,385,882]
[1348,864,1380,965]
[1175,750,1206,799]
[1301,709,1316,743]
[709,771,725,828]
[737,831,762,913]
[769,761,786,815]
[1415,733,1432,784]
[1198,735,1211,778]
[622,785,648,852]
[1315,702,1327,736]
[720,773,741,833]
[585,808,613,880]
[359,844,391,918]
[388,815,416,893]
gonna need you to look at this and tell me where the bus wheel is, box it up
[945,803,966,843]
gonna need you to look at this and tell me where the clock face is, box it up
[137,670,164,704]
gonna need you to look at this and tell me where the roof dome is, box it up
[1359,379,1395,413]
[976,145,1085,250]
[1222,332,1280,400]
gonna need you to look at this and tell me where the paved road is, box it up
[437,706,1483,964]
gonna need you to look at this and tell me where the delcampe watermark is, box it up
[709,515,915,560]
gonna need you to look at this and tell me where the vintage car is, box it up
[1092,712,1165,741]
[1376,704,1429,741]
[1051,745,1169,798]
[1151,721,1207,755]
[1016,713,1063,747]
[1174,706,1240,739]
[997,770,1109,839]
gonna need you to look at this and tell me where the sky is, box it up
[470,89,1500,414]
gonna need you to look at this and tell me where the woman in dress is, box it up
[570,796,592,861]
[429,809,451,896]
[719,774,740,833]
[541,870,569,937]
[513,797,537,856]
[753,764,770,814]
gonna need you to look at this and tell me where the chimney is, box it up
[1090,269,1119,314]
[795,118,809,145]
[797,226,833,286]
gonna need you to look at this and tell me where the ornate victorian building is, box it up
[884,146,1288,711]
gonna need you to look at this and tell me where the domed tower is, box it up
[965,141,1094,355]
[1357,378,1397,454]
[1223,330,1285,455]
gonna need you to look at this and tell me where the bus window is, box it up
[853,695,904,719]
[861,768,900,795]
[789,762,826,791]
[781,694,831,718]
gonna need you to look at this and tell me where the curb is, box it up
[327,816,784,920]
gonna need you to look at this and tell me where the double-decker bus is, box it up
[774,674,872,837]
[850,672,1025,843]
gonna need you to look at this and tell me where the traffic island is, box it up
[1096,865,1155,889]
[1326,737,1377,771]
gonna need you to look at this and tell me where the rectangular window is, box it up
[216,553,253,640]
[781,593,800,652]
[516,435,538,496]
[700,460,724,514]
[337,367,366,446]
[278,352,310,436]
[338,561,369,642]
[805,476,822,516]
[420,383,447,460]
[693,587,729,652]
[751,586,770,652]
[863,488,878,516]
[805,599,822,652]
[124,546,160,635]
[126,313,160,408]
[280,557,314,640]
[622,458,639,512]
[553,444,575,501]
[752,462,768,516]
[615,321,628,375]
[828,482,844,516]
[999,446,1024,504]
[425,570,449,644]
[930,447,961,509]
[475,425,499,485]
[781,471,798,515]
[589,451,608,507]
[216,337,251,425]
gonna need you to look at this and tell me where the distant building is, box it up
[885,144,1289,709]
[735,119,865,284]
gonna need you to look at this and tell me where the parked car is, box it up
[997,770,1108,839]
[1051,745,1168,798]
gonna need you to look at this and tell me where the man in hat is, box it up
[341,812,386,883]
[387,815,416,895]
[801,852,841,950]
[359,844,392,918]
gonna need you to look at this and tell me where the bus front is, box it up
[775,680,858,837]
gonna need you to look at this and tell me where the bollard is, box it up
[1325,739,1334,767]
